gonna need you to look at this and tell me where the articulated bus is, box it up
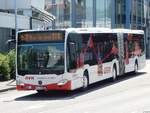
[16,28,146,92]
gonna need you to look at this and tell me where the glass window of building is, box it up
[64,0,71,28]
[131,0,137,28]
[96,0,105,27]
[84,0,93,27]
[45,0,71,28]
[141,0,144,27]
[75,0,85,27]
[137,0,142,25]
[75,0,93,28]
[55,0,71,28]
[115,0,125,28]
[96,0,111,28]
[106,0,112,28]
[131,0,144,29]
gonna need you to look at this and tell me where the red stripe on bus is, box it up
[46,81,71,90]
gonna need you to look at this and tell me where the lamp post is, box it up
[15,0,18,38]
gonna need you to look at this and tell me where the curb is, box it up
[0,87,16,93]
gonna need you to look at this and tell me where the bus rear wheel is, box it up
[134,62,138,73]
[82,71,89,90]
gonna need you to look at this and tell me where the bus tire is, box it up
[112,65,117,81]
[82,71,89,90]
[134,61,138,73]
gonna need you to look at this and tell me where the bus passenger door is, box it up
[117,33,125,75]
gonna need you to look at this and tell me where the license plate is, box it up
[36,86,45,90]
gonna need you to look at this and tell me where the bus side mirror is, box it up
[6,39,16,44]
[69,42,76,46]
[6,39,16,50]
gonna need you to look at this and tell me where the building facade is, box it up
[45,0,150,58]
[144,0,150,58]
[0,0,54,52]
[45,0,112,28]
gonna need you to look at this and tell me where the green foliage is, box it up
[0,53,11,80]
[7,49,16,79]
[0,49,16,81]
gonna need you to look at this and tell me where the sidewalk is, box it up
[0,80,16,92]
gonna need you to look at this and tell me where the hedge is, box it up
[7,49,16,79]
[0,49,16,81]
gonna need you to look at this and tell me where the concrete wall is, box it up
[0,12,30,29]
[0,0,44,10]
[32,19,45,30]
[31,0,45,10]
[0,0,31,9]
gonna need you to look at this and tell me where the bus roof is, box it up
[18,29,65,34]
[65,28,144,34]
[18,28,112,34]
[112,29,144,34]
[18,28,144,35]
[65,28,112,34]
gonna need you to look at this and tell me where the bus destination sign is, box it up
[19,32,64,42]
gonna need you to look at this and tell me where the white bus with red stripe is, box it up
[16,28,146,92]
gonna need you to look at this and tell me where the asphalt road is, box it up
[0,60,150,113]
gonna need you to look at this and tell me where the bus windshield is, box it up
[17,43,64,75]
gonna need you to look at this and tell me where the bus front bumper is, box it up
[16,81,71,91]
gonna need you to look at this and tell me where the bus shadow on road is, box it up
[15,72,146,101]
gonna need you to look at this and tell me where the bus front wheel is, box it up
[112,66,117,81]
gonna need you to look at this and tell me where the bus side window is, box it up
[67,33,83,72]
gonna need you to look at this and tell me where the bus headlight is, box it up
[57,79,68,86]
